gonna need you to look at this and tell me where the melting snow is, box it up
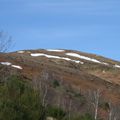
[0,62,11,66]
[0,62,22,69]
[46,49,65,52]
[11,65,23,69]
[31,53,60,59]
[66,53,108,65]
[66,53,101,63]
[31,53,84,64]
[114,64,120,68]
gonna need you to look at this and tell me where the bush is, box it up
[46,105,66,120]
[53,80,60,88]
[0,75,46,120]
[99,102,110,111]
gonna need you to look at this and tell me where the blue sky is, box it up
[0,0,120,60]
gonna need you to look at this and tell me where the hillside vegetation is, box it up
[0,75,93,120]
[0,49,120,120]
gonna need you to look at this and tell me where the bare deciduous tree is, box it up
[88,89,101,120]
[94,89,100,120]
[109,102,112,120]
[108,103,120,120]
[32,69,49,108]
[0,31,12,52]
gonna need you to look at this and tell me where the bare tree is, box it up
[108,102,112,120]
[94,89,100,120]
[32,69,49,108]
[42,85,48,107]
[108,103,120,120]
[0,31,12,52]
[88,89,101,120]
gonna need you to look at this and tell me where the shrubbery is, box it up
[0,75,94,120]
[53,80,60,88]
[0,75,45,120]
[47,105,66,120]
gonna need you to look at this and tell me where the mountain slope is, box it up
[0,49,120,119]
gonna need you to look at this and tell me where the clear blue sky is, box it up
[0,0,120,61]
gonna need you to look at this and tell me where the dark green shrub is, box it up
[53,80,60,88]
[47,105,66,120]
[99,102,110,111]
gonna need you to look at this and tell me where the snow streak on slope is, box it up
[31,53,84,64]
[114,64,120,68]
[66,53,108,65]
[11,65,23,69]
[46,49,65,52]
[0,62,12,66]
[0,62,23,69]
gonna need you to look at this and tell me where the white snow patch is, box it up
[11,65,23,69]
[31,53,84,64]
[66,53,101,63]
[46,49,65,52]
[114,64,120,68]
[31,53,60,59]
[0,62,22,70]
[66,53,108,65]
[17,51,25,53]
[0,62,11,66]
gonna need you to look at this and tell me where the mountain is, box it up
[0,49,120,120]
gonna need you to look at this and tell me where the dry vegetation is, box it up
[0,49,120,119]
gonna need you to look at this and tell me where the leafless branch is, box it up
[0,31,13,52]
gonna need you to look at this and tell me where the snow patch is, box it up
[114,64,120,68]
[0,62,22,70]
[11,65,23,69]
[66,53,101,63]
[66,53,108,65]
[31,53,60,59]
[0,62,11,66]
[31,53,84,64]
[46,49,65,52]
